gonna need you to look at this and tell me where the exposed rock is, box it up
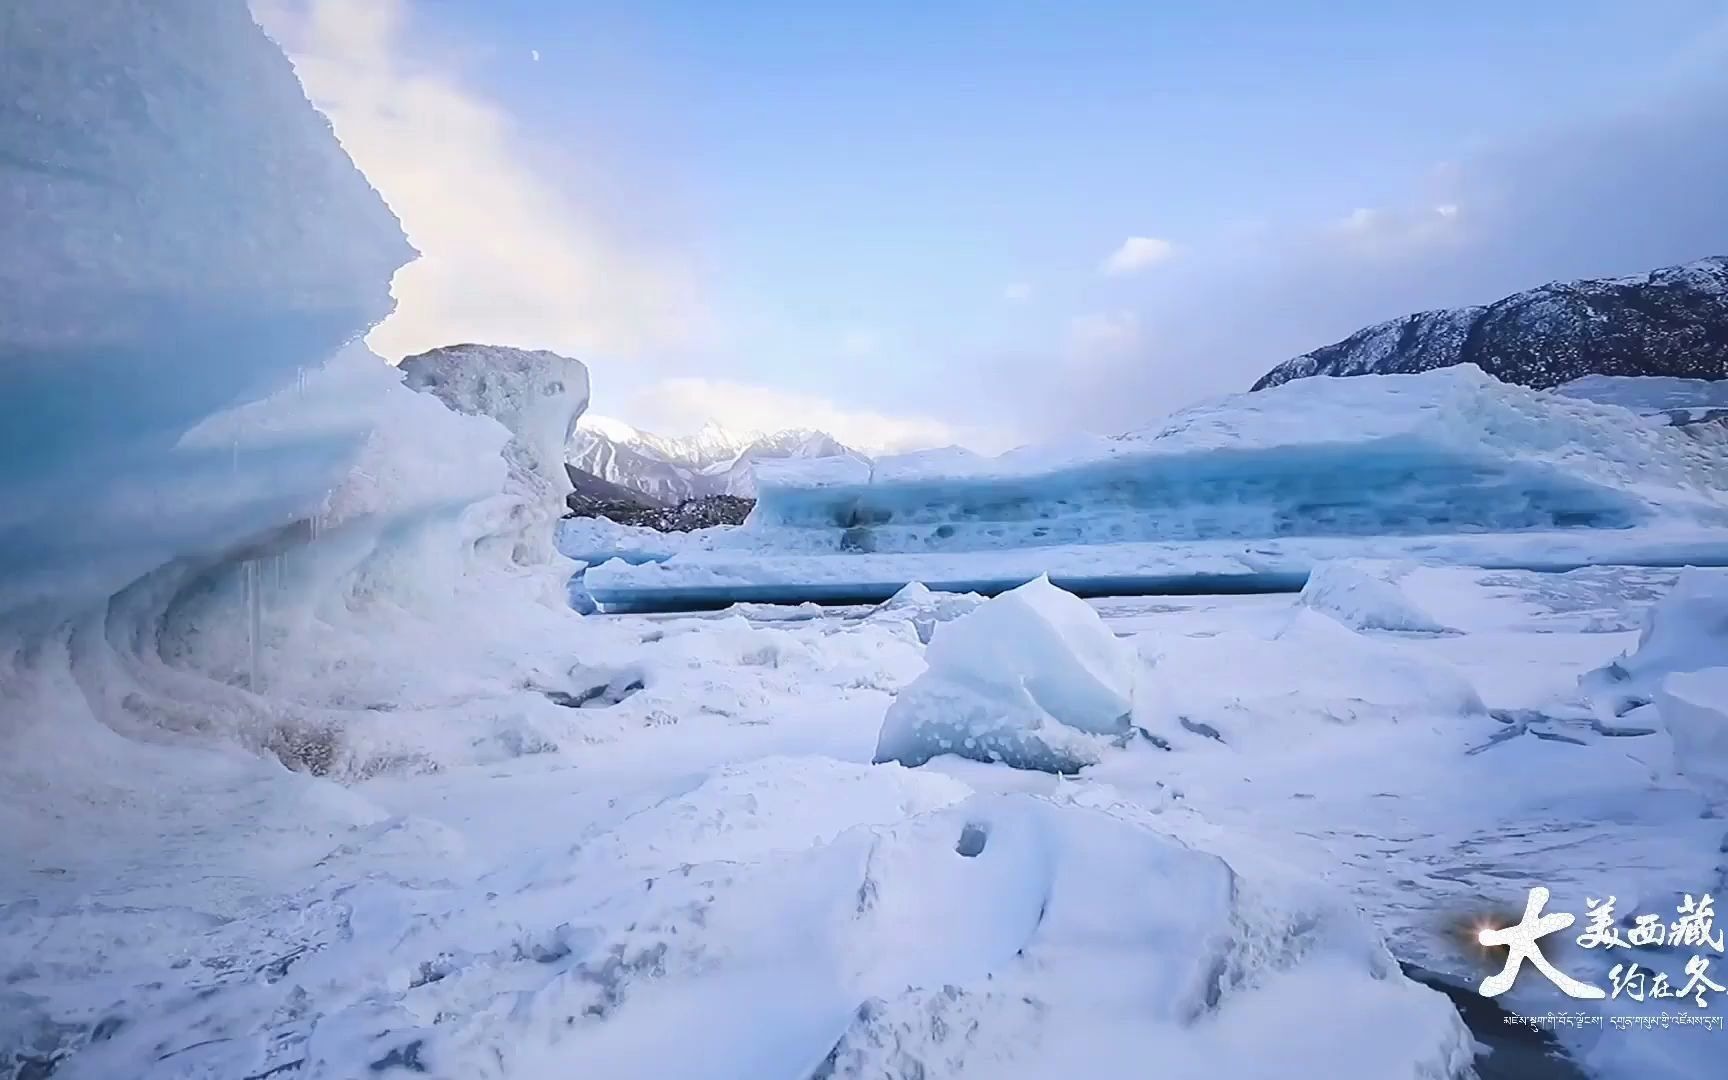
[565,492,755,532]
[1253,257,1728,392]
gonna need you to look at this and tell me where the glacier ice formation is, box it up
[0,0,589,778]
[589,365,1728,610]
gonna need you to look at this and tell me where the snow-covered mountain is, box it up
[1252,257,1728,391]
[569,416,861,501]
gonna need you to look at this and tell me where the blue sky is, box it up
[262,0,1728,450]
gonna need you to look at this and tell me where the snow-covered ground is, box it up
[7,566,1725,1079]
[7,5,1727,1079]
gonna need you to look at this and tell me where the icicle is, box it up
[245,559,263,692]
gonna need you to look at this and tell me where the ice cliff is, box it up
[0,1,587,777]
[588,366,1728,609]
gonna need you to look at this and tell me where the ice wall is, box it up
[0,1,586,777]
[741,367,1728,556]
[0,0,415,622]
[589,367,1728,610]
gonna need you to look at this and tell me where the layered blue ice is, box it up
[748,367,1726,553]
[589,367,1728,609]
[0,0,412,623]
[0,2,580,778]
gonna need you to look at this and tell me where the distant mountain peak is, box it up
[568,418,861,502]
[1252,256,1728,392]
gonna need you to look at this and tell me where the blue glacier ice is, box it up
[0,0,416,623]
[589,367,1728,610]
[0,1,585,774]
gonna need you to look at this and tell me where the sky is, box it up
[255,0,1728,453]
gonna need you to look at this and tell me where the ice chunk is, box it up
[1582,567,1728,716]
[874,576,1138,772]
[1657,668,1728,799]
[1583,568,1728,795]
[1298,559,1456,633]
[399,345,589,501]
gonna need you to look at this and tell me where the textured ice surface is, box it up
[586,527,1728,612]
[400,344,590,589]
[1581,568,1728,799]
[1137,607,1485,749]
[9,557,1719,1079]
[0,0,413,621]
[1581,567,1728,714]
[0,1,593,779]
[875,577,1139,772]
[869,581,986,643]
[747,366,1727,554]
[592,366,1728,609]
[1558,374,1728,414]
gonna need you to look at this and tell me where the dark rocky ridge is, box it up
[1252,257,1728,392]
[564,464,753,530]
[565,463,664,516]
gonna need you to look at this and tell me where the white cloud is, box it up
[529,48,540,62]
[252,0,698,362]
[1067,311,1142,357]
[619,377,961,454]
[1101,235,1177,276]
[1003,281,1034,302]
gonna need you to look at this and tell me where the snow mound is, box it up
[1298,560,1456,633]
[28,783,1467,1079]
[874,577,1139,773]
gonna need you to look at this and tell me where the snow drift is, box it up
[874,577,1141,772]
